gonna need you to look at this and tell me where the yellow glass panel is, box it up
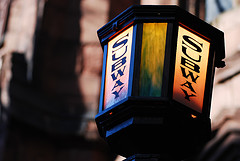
[104,26,133,109]
[139,23,167,97]
[173,26,210,113]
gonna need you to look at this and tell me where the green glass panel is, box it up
[139,23,167,97]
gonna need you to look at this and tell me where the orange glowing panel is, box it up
[104,26,133,109]
[173,26,210,113]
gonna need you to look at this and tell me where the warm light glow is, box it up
[173,26,210,113]
[191,114,197,119]
[139,23,167,97]
[104,26,133,109]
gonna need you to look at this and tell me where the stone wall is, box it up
[0,0,113,160]
[210,7,240,128]
[0,0,141,160]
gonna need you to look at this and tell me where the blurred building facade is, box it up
[198,0,240,160]
[0,0,239,161]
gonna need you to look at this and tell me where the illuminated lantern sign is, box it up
[96,5,225,160]
[173,26,210,113]
[104,26,133,109]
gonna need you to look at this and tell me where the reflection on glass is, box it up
[139,23,167,97]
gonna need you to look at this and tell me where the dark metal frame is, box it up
[97,5,224,117]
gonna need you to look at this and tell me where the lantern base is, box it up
[95,98,211,159]
[124,154,180,161]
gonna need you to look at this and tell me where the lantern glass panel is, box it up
[139,23,168,97]
[173,25,210,113]
[104,26,134,109]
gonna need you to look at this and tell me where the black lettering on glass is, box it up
[181,57,200,73]
[181,80,196,93]
[112,34,129,52]
[112,86,124,98]
[111,66,126,81]
[180,67,199,83]
[112,57,126,72]
[181,88,196,101]
[112,46,127,61]
[112,80,124,91]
